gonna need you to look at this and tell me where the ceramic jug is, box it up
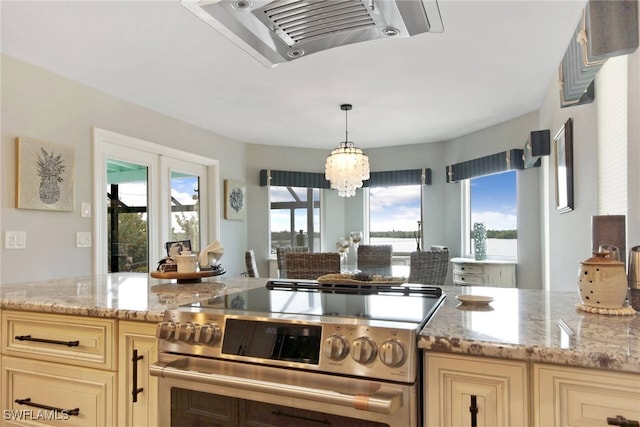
[175,251,198,273]
[578,252,627,309]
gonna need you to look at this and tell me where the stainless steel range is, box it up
[150,280,445,427]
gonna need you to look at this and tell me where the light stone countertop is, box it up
[420,285,640,374]
[1,274,638,374]
[0,273,264,323]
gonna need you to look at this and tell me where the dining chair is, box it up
[357,244,393,276]
[408,247,450,285]
[285,252,340,280]
[276,246,309,278]
[245,249,260,278]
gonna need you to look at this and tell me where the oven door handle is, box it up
[150,362,402,414]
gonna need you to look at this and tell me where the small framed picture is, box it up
[224,179,246,220]
[554,118,574,214]
[165,240,192,257]
[16,137,75,211]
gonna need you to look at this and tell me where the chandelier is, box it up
[325,104,370,197]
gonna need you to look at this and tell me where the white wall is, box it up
[1,55,248,283]
[627,5,640,252]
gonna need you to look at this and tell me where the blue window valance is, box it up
[446,149,524,183]
[260,168,432,188]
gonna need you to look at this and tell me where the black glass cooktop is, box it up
[188,281,446,325]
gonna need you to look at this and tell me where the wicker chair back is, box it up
[357,245,393,276]
[285,252,340,280]
[408,248,450,285]
[245,249,260,278]
[276,246,309,278]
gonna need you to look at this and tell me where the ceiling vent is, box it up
[182,0,443,67]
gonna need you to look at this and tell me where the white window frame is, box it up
[92,127,220,274]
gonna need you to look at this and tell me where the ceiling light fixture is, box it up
[325,104,370,198]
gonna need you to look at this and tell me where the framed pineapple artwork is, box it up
[16,137,75,211]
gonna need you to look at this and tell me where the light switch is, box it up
[5,231,26,249]
[81,202,92,218]
[76,232,92,248]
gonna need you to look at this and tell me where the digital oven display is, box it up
[221,319,322,364]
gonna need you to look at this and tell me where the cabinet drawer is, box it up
[2,311,116,370]
[454,263,484,275]
[453,273,485,285]
[533,363,640,427]
[2,356,116,427]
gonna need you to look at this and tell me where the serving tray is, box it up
[317,273,407,285]
[150,269,225,284]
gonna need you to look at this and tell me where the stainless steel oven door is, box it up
[151,354,419,427]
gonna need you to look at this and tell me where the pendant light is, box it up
[325,104,370,197]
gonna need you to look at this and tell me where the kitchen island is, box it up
[418,286,639,427]
[0,274,638,426]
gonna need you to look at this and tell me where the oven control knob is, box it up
[322,335,348,361]
[379,339,406,367]
[177,322,197,343]
[195,323,222,345]
[351,337,377,365]
[156,321,177,340]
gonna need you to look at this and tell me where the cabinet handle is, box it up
[272,410,330,425]
[132,349,144,403]
[15,398,80,416]
[469,395,478,427]
[607,415,640,426]
[15,335,80,347]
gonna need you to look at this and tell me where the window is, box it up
[464,170,517,259]
[269,186,320,253]
[368,184,422,253]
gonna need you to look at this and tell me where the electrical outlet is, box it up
[76,232,92,248]
[4,231,26,249]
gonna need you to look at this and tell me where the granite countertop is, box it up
[421,285,639,374]
[0,272,264,322]
[1,274,638,374]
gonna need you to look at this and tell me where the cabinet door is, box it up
[118,321,158,427]
[424,353,528,427]
[2,356,116,427]
[533,363,640,427]
[483,265,516,287]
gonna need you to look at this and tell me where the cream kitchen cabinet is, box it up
[118,320,158,427]
[2,357,116,426]
[533,363,640,427]
[424,353,529,427]
[1,310,117,426]
[451,258,516,287]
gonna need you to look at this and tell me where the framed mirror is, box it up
[554,118,574,214]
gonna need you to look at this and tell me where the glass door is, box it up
[106,159,150,272]
[160,157,209,257]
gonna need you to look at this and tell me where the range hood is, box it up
[182,0,443,67]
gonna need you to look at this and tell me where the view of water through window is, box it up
[369,185,422,253]
[470,170,518,258]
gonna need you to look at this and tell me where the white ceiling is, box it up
[1,0,587,150]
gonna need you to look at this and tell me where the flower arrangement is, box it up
[336,237,351,253]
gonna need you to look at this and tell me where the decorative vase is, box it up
[578,252,627,309]
[339,251,348,273]
[473,222,487,261]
